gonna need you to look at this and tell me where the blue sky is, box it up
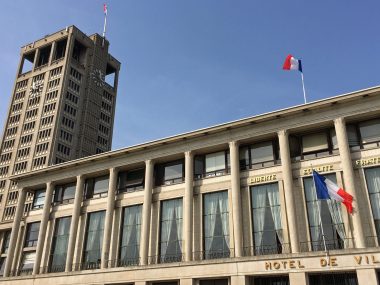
[1,1,380,150]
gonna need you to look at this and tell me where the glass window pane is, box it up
[120,205,142,265]
[33,189,45,208]
[126,169,144,187]
[303,175,344,247]
[20,252,36,274]
[2,231,11,254]
[62,183,75,200]
[205,152,225,173]
[25,222,40,247]
[93,176,109,194]
[164,163,183,181]
[251,141,274,164]
[203,191,229,258]
[346,125,360,146]
[83,211,105,267]
[302,133,329,153]
[359,119,380,143]
[160,199,183,262]
[49,216,71,272]
[364,167,380,240]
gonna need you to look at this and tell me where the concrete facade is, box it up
[0,26,120,223]
[0,86,380,284]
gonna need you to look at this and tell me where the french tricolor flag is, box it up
[283,54,302,72]
[312,170,354,214]
[104,3,108,15]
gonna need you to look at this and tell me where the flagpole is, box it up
[102,4,108,47]
[301,72,307,104]
[312,171,328,255]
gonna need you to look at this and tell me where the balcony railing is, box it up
[195,169,230,180]
[73,260,101,271]
[108,257,140,267]
[193,249,234,261]
[243,243,291,257]
[299,238,354,252]
[148,253,184,265]
[366,236,380,248]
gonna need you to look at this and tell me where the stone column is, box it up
[278,130,300,253]
[356,268,378,285]
[183,151,194,262]
[140,160,154,265]
[3,188,27,277]
[289,272,308,285]
[231,275,247,285]
[48,41,57,65]
[334,117,365,248]
[33,182,54,275]
[65,175,85,272]
[101,168,118,269]
[229,141,243,257]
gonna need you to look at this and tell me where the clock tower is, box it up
[0,26,120,221]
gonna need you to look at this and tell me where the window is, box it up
[364,167,380,246]
[290,130,336,160]
[249,276,289,285]
[54,183,76,204]
[303,174,346,251]
[203,191,230,259]
[205,151,227,176]
[240,140,279,170]
[250,183,285,255]
[24,222,40,247]
[309,272,358,285]
[49,216,71,272]
[82,211,105,270]
[84,176,109,199]
[155,160,184,186]
[54,38,67,61]
[1,231,11,254]
[18,252,36,276]
[118,169,145,193]
[159,199,183,263]
[359,119,380,148]
[0,257,6,276]
[119,205,142,266]
[32,189,45,209]
[195,151,230,179]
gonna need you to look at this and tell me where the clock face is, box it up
[91,69,105,87]
[30,80,43,95]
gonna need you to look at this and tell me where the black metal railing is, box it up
[118,185,144,194]
[366,236,380,248]
[240,160,280,171]
[193,249,234,261]
[52,198,75,206]
[243,243,291,256]
[195,169,230,180]
[11,268,33,276]
[299,238,354,252]
[72,260,101,271]
[148,254,184,265]
[162,177,185,186]
[108,257,140,268]
[46,263,66,273]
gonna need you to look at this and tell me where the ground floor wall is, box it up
[1,249,379,285]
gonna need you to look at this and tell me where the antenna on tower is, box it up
[102,3,108,47]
